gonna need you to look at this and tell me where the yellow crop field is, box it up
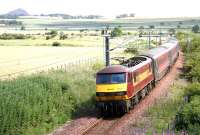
[0,46,103,78]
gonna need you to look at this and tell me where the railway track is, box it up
[80,117,120,135]
[80,53,183,135]
[52,52,183,135]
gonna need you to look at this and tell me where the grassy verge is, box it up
[173,32,200,134]
[135,32,200,134]
[133,79,187,134]
[0,63,102,135]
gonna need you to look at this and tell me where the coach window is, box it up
[149,64,151,72]
[134,73,137,83]
[128,73,132,82]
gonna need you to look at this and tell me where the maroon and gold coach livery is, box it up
[96,38,179,114]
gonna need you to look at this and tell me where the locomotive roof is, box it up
[166,38,178,43]
[143,47,168,59]
[97,65,128,74]
[122,56,152,71]
[97,56,152,74]
[161,42,178,49]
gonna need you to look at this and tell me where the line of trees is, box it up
[0,33,30,40]
[0,20,22,25]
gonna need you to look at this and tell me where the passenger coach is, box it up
[96,38,179,114]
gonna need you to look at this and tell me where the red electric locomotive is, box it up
[96,38,179,114]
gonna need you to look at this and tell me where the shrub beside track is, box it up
[0,63,102,135]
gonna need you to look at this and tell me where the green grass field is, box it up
[0,64,103,135]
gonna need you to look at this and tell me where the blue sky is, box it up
[0,0,199,18]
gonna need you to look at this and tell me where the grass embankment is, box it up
[133,79,187,134]
[174,32,200,134]
[0,63,102,135]
[133,32,200,134]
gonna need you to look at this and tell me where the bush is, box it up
[52,42,61,47]
[175,95,200,133]
[127,32,132,35]
[59,33,68,40]
[0,33,29,40]
[183,83,200,101]
[46,36,51,40]
[111,26,123,37]
[177,33,200,81]
[173,32,200,134]
[20,25,26,30]
[45,30,58,38]
[192,25,199,33]
[124,47,138,55]
[0,66,101,135]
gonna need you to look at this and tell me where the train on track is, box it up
[95,38,179,114]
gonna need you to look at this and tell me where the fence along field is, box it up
[0,46,103,79]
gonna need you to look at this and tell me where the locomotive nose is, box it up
[96,83,127,93]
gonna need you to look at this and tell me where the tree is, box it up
[192,25,199,33]
[59,32,64,40]
[179,21,183,25]
[20,25,25,30]
[138,26,144,37]
[60,32,68,40]
[111,26,123,37]
[168,28,176,36]
[149,25,155,29]
[138,26,144,30]
[49,30,58,36]
[80,29,85,33]
[177,25,181,29]
[160,22,165,26]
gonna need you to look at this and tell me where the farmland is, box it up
[1,16,200,31]
[0,16,200,135]
[0,36,103,46]
[0,46,103,79]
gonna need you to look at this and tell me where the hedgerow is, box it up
[174,32,200,134]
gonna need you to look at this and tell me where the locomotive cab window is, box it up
[96,73,126,84]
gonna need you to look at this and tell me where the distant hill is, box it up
[0,8,29,19]
[7,8,29,16]
[0,8,103,19]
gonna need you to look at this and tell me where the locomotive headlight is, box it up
[96,92,106,96]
